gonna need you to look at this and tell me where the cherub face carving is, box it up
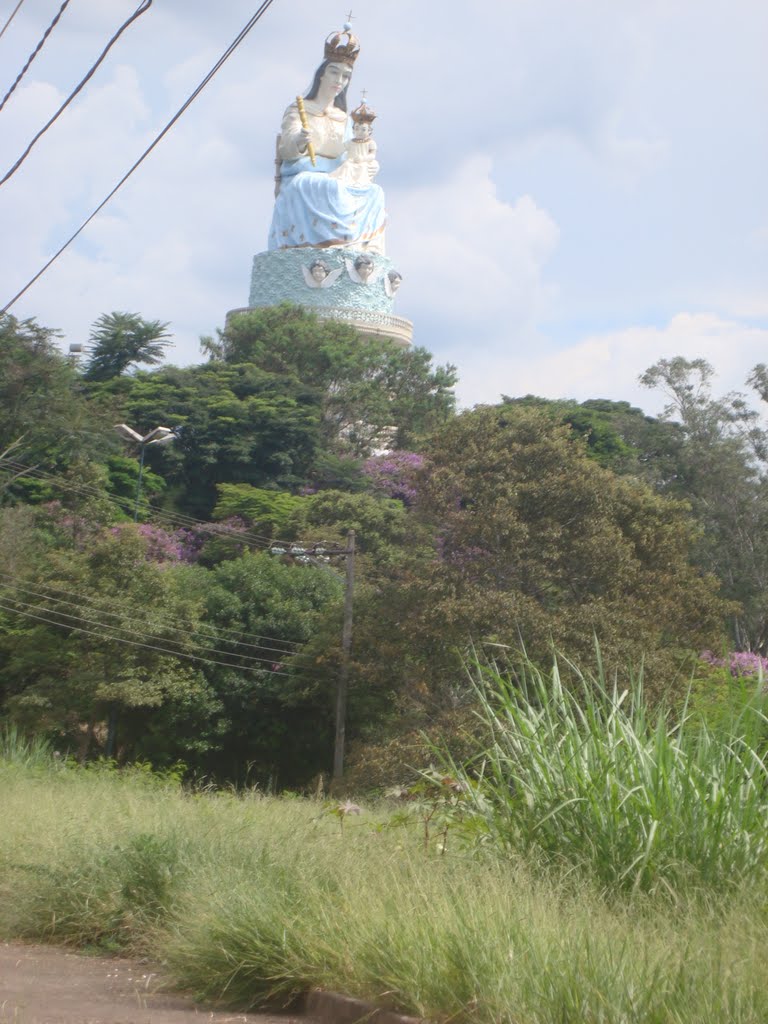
[354,256,374,282]
[387,270,402,294]
[309,260,329,283]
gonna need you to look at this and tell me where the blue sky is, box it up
[1,0,766,414]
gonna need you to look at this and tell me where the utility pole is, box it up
[333,529,355,783]
[269,531,357,783]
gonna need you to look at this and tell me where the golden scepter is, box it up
[295,95,316,166]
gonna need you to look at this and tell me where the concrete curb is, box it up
[304,989,424,1024]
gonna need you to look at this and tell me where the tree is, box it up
[89,361,324,517]
[346,406,732,721]
[501,394,686,486]
[0,314,110,473]
[640,357,768,651]
[0,526,213,761]
[290,489,411,564]
[204,305,457,455]
[176,551,345,785]
[213,484,306,538]
[83,312,172,382]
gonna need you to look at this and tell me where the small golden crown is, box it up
[324,25,360,66]
[351,100,376,124]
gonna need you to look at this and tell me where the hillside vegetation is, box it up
[2,308,768,786]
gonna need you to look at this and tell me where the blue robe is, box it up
[267,108,386,252]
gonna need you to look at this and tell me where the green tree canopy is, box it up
[640,357,768,651]
[83,312,172,382]
[501,394,686,485]
[204,305,457,455]
[0,314,111,475]
[0,525,212,761]
[177,550,345,785]
[90,361,324,517]
[348,405,732,715]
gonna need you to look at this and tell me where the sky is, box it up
[0,0,766,416]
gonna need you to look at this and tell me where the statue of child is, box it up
[333,99,379,187]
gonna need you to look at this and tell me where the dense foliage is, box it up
[1,307,766,787]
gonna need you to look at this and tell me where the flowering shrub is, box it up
[362,451,424,506]
[108,524,200,564]
[700,650,768,678]
[109,518,252,565]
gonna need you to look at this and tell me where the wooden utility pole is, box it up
[333,529,355,782]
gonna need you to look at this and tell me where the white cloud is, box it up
[456,313,768,413]
[390,157,559,334]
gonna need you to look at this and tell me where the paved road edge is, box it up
[305,989,425,1024]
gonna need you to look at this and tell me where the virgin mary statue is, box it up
[267,26,387,255]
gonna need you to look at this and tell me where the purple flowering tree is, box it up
[110,523,207,564]
[362,451,425,507]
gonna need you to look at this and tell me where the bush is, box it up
[450,651,768,894]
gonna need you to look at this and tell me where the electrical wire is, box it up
[0,598,325,680]
[0,573,301,656]
[0,458,346,551]
[0,458,266,545]
[0,573,303,651]
[0,459,281,549]
[0,0,25,42]
[0,586,304,671]
[0,0,73,114]
[0,0,152,181]
[1,0,278,313]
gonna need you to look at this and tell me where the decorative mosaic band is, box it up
[248,247,405,314]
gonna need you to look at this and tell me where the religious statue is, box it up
[239,22,412,347]
[333,100,379,188]
[267,24,387,255]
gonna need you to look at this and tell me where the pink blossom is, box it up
[700,650,768,678]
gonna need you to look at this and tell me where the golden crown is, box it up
[351,100,376,124]
[324,25,360,66]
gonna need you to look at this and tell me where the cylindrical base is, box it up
[242,247,412,348]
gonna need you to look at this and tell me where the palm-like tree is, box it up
[82,311,172,381]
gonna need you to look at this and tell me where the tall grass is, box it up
[2,675,768,1022]
[455,654,768,894]
[0,723,54,768]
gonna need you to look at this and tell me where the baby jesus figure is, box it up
[332,99,379,187]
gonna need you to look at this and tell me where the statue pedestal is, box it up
[229,248,412,348]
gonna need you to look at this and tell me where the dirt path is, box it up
[0,942,306,1024]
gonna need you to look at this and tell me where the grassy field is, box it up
[2,662,768,1024]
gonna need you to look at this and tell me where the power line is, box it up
[0,458,344,551]
[0,598,321,679]
[0,0,152,180]
[0,0,26,42]
[0,459,281,548]
[0,581,303,659]
[1,0,278,313]
[0,573,303,651]
[0,573,301,656]
[0,585,303,669]
[0,0,73,114]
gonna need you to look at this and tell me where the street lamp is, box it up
[114,423,178,521]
